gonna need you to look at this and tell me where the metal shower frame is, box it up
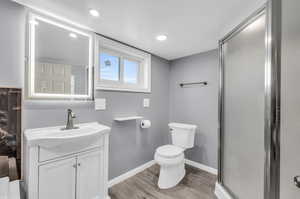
[217,0,281,198]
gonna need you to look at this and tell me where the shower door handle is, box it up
[294,176,300,188]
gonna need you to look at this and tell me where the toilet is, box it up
[154,122,197,189]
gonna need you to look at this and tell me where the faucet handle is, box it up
[71,112,76,118]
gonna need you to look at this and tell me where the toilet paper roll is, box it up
[140,120,151,129]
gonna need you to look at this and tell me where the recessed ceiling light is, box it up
[156,35,167,41]
[69,33,77,39]
[89,9,100,17]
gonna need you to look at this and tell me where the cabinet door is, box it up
[77,150,103,199]
[39,158,76,199]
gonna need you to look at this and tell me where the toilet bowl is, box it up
[155,145,185,189]
[155,123,197,189]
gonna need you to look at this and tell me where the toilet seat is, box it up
[156,145,184,158]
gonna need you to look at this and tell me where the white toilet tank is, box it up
[168,123,197,149]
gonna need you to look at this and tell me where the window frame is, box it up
[95,36,151,93]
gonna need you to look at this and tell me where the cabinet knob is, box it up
[77,163,81,167]
[72,164,77,168]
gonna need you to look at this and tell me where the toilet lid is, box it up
[156,145,183,158]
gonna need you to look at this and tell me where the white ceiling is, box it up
[14,0,265,60]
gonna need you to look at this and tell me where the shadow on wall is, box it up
[164,129,209,163]
[113,121,152,150]
[185,132,209,164]
[108,119,164,179]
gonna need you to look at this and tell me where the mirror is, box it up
[28,14,93,99]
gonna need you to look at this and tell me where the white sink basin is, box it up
[24,122,110,151]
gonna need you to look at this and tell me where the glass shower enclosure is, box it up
[217,1,281,199]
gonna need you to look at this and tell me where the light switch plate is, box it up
[95,98,106,110]
[143,98,150,108]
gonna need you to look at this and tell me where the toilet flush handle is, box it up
[294,176,300,188]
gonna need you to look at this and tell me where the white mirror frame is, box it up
[27,13,94,100]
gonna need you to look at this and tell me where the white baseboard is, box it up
[108,159,217,188]
[108,160,156,187]
[185,159,218,175]
[214,182,233,199]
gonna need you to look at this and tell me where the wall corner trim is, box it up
[185,159,218,175]
[214,182,233,199]
[108,160,156,187]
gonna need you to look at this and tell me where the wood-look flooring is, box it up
[109,164,217,199]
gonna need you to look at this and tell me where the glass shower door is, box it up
[220,12,266,199]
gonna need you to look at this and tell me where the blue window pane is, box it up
[100,53,119,81]
[124,59,139,84]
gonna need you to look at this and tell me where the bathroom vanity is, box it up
[24,122,110,199]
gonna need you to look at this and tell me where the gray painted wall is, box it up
[0,0,25,88]
[0,0,170,179]
[169,50,219,169]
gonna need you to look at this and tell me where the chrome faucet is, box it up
[62,109,78,130]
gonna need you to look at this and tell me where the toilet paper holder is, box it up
[140,120,151,129]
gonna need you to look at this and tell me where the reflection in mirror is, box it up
[28,14,93,99]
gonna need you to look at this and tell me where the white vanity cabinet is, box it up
[24,122,110,199]
[76,150,104,199]
[39,157,77,199]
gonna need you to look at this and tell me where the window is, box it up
[123,59,139,84]
[100,52,120,81]
[95,36,151,92]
